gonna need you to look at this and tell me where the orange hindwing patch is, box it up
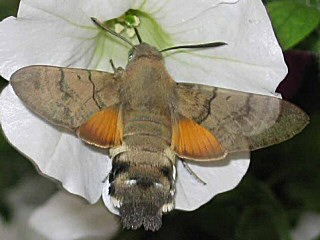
[76,105,122,148]
[172,116,227,161]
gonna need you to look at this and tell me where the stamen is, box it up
[126,28,136,38]
[115,13,141,38]
[115,23,125,34]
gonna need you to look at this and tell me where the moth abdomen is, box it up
[124,122,171,145]
[108,147,176,231]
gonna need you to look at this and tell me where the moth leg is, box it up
[181,161,206,185]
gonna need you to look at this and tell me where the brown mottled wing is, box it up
[175,83,309,154]
[10,65,121,130]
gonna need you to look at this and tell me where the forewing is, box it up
[10,65,121,130]
[175,83,309,154]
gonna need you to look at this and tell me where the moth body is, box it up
[108,44,177,230]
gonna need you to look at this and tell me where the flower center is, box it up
[104,9,172,49]
[113,11,141,38]
[90,9,173,71]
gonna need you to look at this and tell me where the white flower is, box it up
[0,0,287,220]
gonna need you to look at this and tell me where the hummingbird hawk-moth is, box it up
[9,18,309,231]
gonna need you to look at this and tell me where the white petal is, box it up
[127,0,236,50]
[0,0,138,80]
[134,0,238,27]
[19,0,132,26]
[29,191,119,240]
[0,86,111,203]
[0,16,98,80]
[291,212,320,240]
[175,152,250,210]
[146,0,287,96]
[80,0,134,20]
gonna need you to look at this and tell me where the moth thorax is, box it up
[108,150,176,231]
[129,43,163,62]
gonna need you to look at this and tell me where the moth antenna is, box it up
[134,27,142,43]
[160,42,227,52]
[91,17,135,48]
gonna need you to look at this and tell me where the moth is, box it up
[10,18,309,231]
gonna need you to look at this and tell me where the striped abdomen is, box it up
[108,110,176,230]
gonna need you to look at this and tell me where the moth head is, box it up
[109,159,175,231]
[128,43,163,62]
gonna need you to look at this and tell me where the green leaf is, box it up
[267,1,320,50]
